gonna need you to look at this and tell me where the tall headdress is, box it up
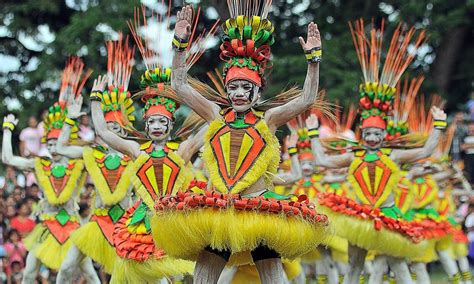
[42,57,91,143]
[386,76,424,141]
[349,19,426,130]
[128,3,218,120]
[287,111,314,161]
[220,0,274,87]
[96,34,136,125]
[319,103,358,153]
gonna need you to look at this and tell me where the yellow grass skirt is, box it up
[151,208,329,263]
[319,207,428,258]
[23,223,76,270]
[231,260,302,284]
[70,221,116,274]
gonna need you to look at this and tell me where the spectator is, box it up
[19,116,42,157]
[462,120,474,183]
[467,91,474,121]
[0,258,7,284]
[9,202,35,238]
[78,115,95,142]
[9,261,23,284]
[4,230,26,277]
[466,203,474,261]
[1,167,25,196]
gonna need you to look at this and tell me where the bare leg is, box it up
[57,245,85,284]
[368,255,387,284]
[411,262,430,284]
[458,256,472,284]
[22,252,41,284]
[79,257,101,284]
[293,270,306,284]
[386,256,413,284]
[319,247,339,284]
[343,245,367,284]
[254,258,285,284]
[217,266,237,284]
[364,259,374,276]
[315,259,327,283]
[438,249,460,279]
[194,250,227,284]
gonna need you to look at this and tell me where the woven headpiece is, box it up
[220,0,274,87]
[350,19,426,130]
[100,34,136,125]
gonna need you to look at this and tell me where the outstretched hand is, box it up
[299,22,321,51]
[431,106,447,121]
[175,5,193,40]
[92,75,107,93]
[3,114,18,126]
[66,92,86,119]
[287,133,298,148]
[306,114,319,129]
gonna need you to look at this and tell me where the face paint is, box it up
[145,114,173,141]
[301,160,314,177]
[107,121,127,138]
[226,79,260,112]
[46,139,61,161]
[361,127,386,150]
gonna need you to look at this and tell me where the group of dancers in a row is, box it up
[2,0,471,283]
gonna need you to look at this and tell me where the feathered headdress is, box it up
[97,34,136,125]
[320,103,358,153]
[220,0,274,87]
[128,2,219,120]
[42,57,91,143]
[349,19,426,130]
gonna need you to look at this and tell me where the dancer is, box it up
[309,19,446,284]
[2,58,100,283]
[56,36,136,282]
[151,2,330,283]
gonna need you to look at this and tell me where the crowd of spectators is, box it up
[0,114,95,283]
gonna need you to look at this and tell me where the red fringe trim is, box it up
[154,190,328,224]
[113,201,165,262]
[318,192,426,243]
[453,228,468,244]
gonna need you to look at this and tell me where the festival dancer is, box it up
[308,19,447,284]
[89,4,215,282]
[2,58,100,284]
[151,2,331,283]
[55,36,136,282]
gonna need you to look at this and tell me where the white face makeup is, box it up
[226,79,260,113]
[106,121,127,138]
[361,127,386,150]
[145,114,173,141]
[46,139,61,161]
[301,159,314,176]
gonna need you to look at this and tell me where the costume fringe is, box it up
[231,260,302,284]
[151,207,329,263]
[24,224,47,251]
[83,147,133,206]
[70,221,117,274]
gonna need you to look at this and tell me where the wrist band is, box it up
[305,47,322,63]
[172,35,189,51]
[433,120,447,130]
[90,91,102,102]
[64,117,76,126]
[2,122,15,131]
[288,147,298,156]
[308,128,319,138]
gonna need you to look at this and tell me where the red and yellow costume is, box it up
[152,10,329,264]
[24,58,90,270]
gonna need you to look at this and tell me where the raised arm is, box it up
[391,107,447,164]
[56,92,86,159]
[274,134,303,185]
[2,114,35,170]
[90,75,140,158]
[265,22,321,129]
[171,5,220,123]
[306,114,353,168]
[177,124,208,164]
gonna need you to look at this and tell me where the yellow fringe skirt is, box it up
[231,260,302,284]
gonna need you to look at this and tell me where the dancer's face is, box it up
[361,127,385,150]
[226,80,260,113]
[46,139,61,161]
[301,160,314,176]
[107,121,127,138]
[145,114,173,141]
